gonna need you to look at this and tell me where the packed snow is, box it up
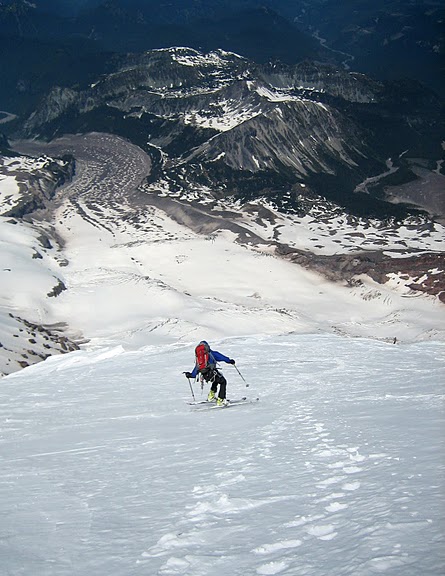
[1,334,443,575]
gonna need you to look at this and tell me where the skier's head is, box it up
[199,340,209,348]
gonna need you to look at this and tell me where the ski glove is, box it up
[229,359,235,364]
[184,372,193,379]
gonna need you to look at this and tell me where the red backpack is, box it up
[195,342,212,372]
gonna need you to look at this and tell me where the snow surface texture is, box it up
[1,334,444,575]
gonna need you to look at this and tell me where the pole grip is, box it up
[184,372,196,401]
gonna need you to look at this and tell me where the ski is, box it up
[187,397,259,409]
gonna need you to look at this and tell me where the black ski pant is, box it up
[203,368,227,400]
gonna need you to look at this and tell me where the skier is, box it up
[184,341,235,406]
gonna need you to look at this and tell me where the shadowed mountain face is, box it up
[273,0,445,96]
[12,48,443,222]
[0,2,443,221]
[0,2,320,113]
[0,0,443,116]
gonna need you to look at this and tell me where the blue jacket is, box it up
[189,345,233,379]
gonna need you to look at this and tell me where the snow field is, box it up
[0,218,64,315]
[49,197,445,350]
[1,334,443,575]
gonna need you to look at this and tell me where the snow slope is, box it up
[51,209,444,349]
[1,334,443,575]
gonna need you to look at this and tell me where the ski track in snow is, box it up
[127,336,444,576]
[1,335,442,575]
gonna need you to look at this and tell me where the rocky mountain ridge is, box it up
[15,48,444,222]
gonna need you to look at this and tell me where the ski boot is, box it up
[207,390,216,402]
[216,398,229,407]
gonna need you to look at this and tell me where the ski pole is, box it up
[233,364,249,387]
[184,372,196,401]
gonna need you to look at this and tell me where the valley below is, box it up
[1,131,444,375]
